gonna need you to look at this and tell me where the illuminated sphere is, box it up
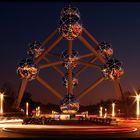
[61,49,80,69]
[60,6,80,25]
[60,94,79,114]
[97,42,113,58]
[63,73,78,88]
[60,22,82,40]
[60,6,82,40]
[27,41,44,58]
[102,58,124,80]
[17,58,39,80]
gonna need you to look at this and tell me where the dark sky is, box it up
[0,2,140,105]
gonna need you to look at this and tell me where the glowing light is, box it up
[99,106,103,117]
[0,93,4,114]
[104,108,107,118]
[136,94,140,117]
[26,102,29,116]
[112,103,115,117]
[36,106,41,116]
[129,90,140,118]
[0,119,23,123]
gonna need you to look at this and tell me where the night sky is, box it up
[0,2,140,105]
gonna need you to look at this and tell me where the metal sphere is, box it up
[97,42,113,58]
[61,49,80,69]
[60,94,79,114]
[63,76,78,89]
[27,41,44,58]
[60,22,82,40]
[17,58,39,80]
[102,58,124,80]
[60,6,80,25]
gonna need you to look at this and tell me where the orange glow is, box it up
[99,106,103,117]
[0,93,4,114]
[112,103,115,117]
[26,102,29,116]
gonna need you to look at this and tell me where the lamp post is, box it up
[136,94,140,118]
[38,106,40,116]
[0,93,4,114]
[99,106,103,117]
[104,108,107,118]
[26,102,29,116]
[36,106,40,117]
[112,102,115,117]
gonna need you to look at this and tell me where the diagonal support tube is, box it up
[76,57,97,78]
[113,79,128,117]
[77,77,105,100]
[39,61,63,69]
[113,79,124,99]
[83,28,99,45]
[78,36,106,64]
[78,60,101,70]
[13,79,28,109]
[36,76,63,100]
[43,57,64,77]
[35,36,63,64]
[41,28,58,47]
[68,40,73,95]
[80,53,95,59]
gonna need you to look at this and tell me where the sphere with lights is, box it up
[62,73,78,89]
[60,94,79,114]
[60,6,80,24]
[60,23,82,40]
[27,41,44,58]
[17,58,39,80]
[61,49,79,69]
[59,6,82,40]
[102,58,124,80]
[97,41,113,58]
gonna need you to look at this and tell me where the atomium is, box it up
[60,94,79,114]
[61,49,79,69]
[17,58,39,80]
[27,41,44,58]
[97,42,113,58]
[102,58,124,80]
[14,5,124,115]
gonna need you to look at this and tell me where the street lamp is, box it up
[136,94,140,117]
[104,108,107,118]
[112,102,115,117]
[99,106,103,117]
[0,93,4,114]
[26,102,29,116]
[36,106,40,117]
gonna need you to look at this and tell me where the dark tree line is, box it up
[0,82,140,117]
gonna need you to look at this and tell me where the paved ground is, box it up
[0,118,140,138]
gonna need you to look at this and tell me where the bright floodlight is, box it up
[136,94,140,117]
[26,102,29,116]
[112,102,115,117]
[99,106,103,117]
[104,108,107,118]
[0,93,4,114]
